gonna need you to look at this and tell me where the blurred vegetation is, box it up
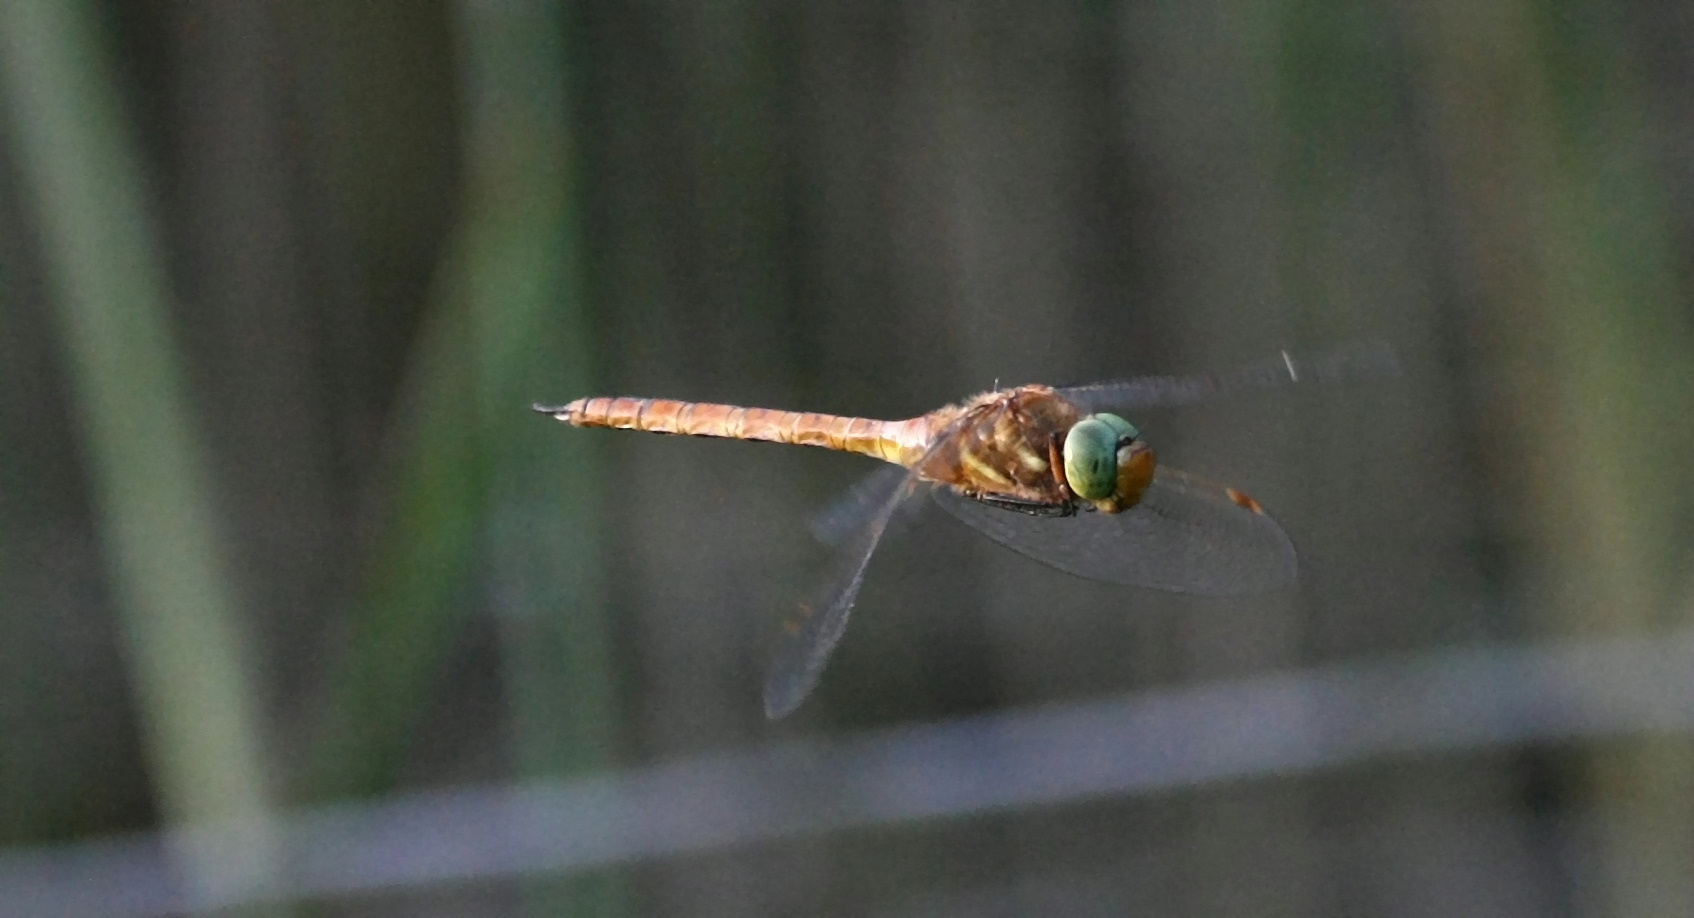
[0,2,283,910]
[1,0,1691,915]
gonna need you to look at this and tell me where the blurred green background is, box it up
[2,0,1692,915]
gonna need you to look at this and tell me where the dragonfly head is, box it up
[1063,413,1155,513]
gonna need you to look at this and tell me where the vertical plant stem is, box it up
[453,0,628,913]
[1406,2,1694,912]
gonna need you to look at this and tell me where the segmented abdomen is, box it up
[548,397,935,466]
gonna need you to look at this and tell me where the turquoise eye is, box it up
[1093,412,1139,443]
[1063,413,1138,500]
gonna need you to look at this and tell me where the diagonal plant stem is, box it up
[0,0,283,911]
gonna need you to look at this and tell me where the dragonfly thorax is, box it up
[913,387,1156,515]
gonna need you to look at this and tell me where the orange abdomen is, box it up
[543,397,936,466]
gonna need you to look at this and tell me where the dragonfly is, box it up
[536,343,1394,719]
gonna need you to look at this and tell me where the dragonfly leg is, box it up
[1046,432,1074,502]
[966,491,1076,518]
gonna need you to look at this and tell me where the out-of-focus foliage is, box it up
[0,0,1690,915]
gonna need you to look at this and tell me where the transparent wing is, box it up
[766,411,985,719]
[1059,340,1398,415]
[809,464,925,548]
[764,463,929,719]
[934,467,1296,595]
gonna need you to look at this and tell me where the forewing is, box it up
[764,465,927,719]
[1059,340,1398,414]
[934,467,1296,595]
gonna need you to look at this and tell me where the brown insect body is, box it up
[914,385,1079,505]
[1101,442,1157,513]
[541,369,1300,721]
[550,396,936,465]
[542,385,1159,512]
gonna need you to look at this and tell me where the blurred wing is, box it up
[764,463,928,719]
[1059,340,1398,414]
[809,464,925,548]
[934,467,1296,595]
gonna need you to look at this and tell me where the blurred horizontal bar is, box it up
[3,628,1692,916]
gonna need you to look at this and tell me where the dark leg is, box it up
[968,492,1076,518]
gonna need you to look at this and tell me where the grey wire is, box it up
[1,626,1690,917]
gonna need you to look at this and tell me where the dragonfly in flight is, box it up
[536,343,1393,718]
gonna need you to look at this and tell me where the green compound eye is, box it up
[1063,413,1139,500]
[1094,412,1139,443]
